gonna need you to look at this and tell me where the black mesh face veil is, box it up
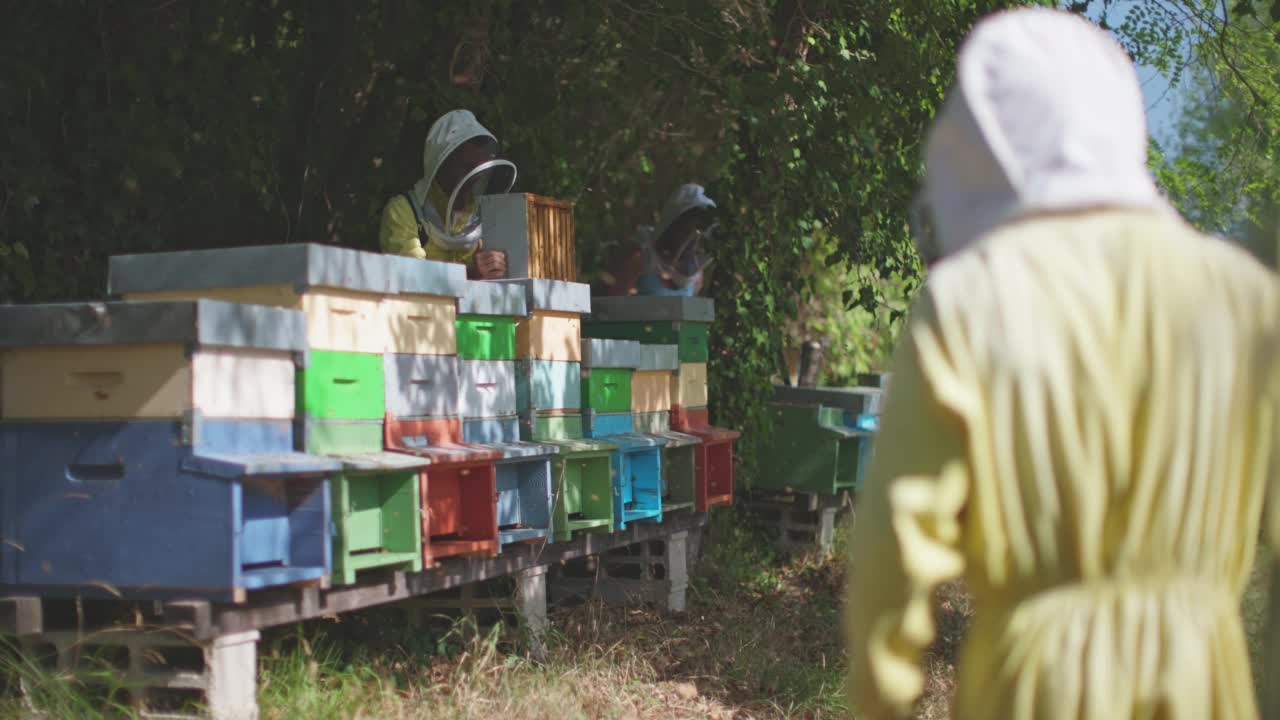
[426,158,517,252]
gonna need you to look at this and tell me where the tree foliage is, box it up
[1075,1,1280,259]
[0,1,1032,486]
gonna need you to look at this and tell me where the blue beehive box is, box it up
[578,338,667,529]
[603,432,667,529]
[0,300,342,601]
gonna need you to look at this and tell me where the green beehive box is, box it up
[298,350,385,419]
[551,449,615,542]
[456,315,517,360]
[581,368,632,414]
[755,403,867,495]
[582,321,709,363]
[329,455,426,585]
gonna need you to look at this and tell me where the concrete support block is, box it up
[549,531,689,613]
[206,631,261,720]
[746,491,849,556]
[405,566,550,657]
[513,566,549,637]
[16,627,260,719]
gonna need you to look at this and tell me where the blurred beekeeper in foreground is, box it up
[1268,493,1280,720]
[846,7,1280,719]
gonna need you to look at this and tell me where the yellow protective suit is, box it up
[379,184,478,264]
[379,109,502,264]
[848,10,1280,717]
[845,208,1280,719]
[1267,491,1280,719]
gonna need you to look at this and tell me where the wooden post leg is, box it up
[205,631,261,720]
[663,530,689,613]
[514,566,549,660]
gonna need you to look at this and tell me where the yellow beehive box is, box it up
[672,362,708,408]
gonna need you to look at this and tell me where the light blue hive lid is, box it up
[580,338,643,369]
[459,280,527,316]
[493,278,590,315]
[108,243,400,296]
[0,299,307,352]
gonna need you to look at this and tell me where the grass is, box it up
[250,505,852,719]
[0,511,1273,719]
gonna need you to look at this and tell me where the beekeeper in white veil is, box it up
[380,109,517,279]
[846,7,1280,720]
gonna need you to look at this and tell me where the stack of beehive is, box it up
[454,281,557,546]
[579,338,668,529]
[631,344,702,513]
[106,245,503,577]
[584,296,738,511]
[0,299,341,601]
[0,187,741,603]
[498,279,620,541]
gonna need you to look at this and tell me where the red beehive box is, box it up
[670,405,737,511]
[384,416,501,565]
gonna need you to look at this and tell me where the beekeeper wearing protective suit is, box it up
[1267,492,1280,720]
[380,109,516,279]
[599,183,717,296]
[846,7,1280,720]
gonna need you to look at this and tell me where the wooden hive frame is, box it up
[524,194,576,282]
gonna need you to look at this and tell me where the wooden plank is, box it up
[580,339,642,369]
[200,513,706,639]
[193,350,297,419]
[4,346,294,422]
[458,360,518,418]
[494,279,591,315]
[386,254,468,298]
[383,354,461,418]
[123,283,304,310]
